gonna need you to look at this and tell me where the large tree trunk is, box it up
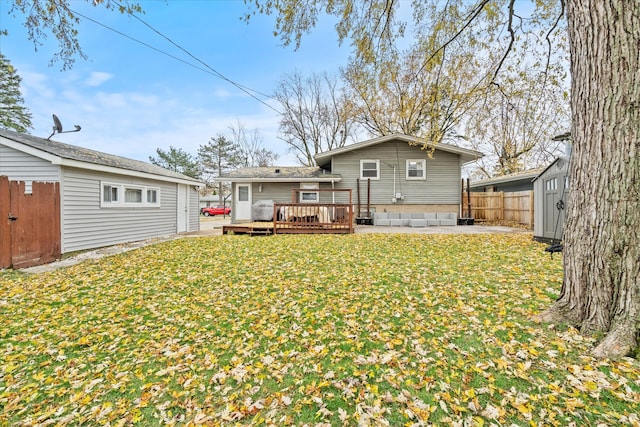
[538,1,640,358]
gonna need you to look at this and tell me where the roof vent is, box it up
[275,169,281,174]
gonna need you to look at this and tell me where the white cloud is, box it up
[85,72,113,87]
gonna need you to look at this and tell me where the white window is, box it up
[546,178,557,191]
[360,160,380,180]
[101,182,160,207]
[125,187,143,203]
[406,159,426,180]
[238,185,249,202]
[103,184,119,203]
[299,183,319,203]
[147,188,158,204]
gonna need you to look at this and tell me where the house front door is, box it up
[235,184,252,221]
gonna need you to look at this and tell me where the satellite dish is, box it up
[52,114,63,133]
[47,114,82,140]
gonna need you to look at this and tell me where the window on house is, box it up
[125,187,143,203]
[238,185,249,202]
[300,192,319,202]
[101,182,160,207]
[360,160,380,180]
[299,183,319,203]
[546,178,558,191]
[103,184,119,203]
[147,188,159,204]
[406,159,426,180]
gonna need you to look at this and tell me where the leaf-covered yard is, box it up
[1,234,639,426]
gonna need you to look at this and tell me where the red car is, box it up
[201,205,231,216]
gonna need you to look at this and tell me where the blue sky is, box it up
[0,0,352,165]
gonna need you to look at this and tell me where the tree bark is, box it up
[540,0,640,358]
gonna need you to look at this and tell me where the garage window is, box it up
[101,182,160,207]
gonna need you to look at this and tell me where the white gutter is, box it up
[220,177,341,183]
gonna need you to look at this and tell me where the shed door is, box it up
[177,184,188,232]
[235,184,252,221]
[543,176,565,240]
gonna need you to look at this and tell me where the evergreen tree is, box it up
[0,54,33,133]
[149,146,200,179]
[198,134,242,197]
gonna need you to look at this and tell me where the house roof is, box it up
[470,168,543,189]
[219,166,342,183]
[0,128,202,186]
[531,157,570,182]
[314,133,483,166]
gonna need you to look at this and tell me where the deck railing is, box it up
[272,188,354,234]
[273,202,354,234]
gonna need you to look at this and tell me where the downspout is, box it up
[393,164,396,203]
[331,179,335,204]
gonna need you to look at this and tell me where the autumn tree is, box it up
[274,71,355,166]
[342,46,483,144]
[228,121,279,168]
[198,134,242,199]
[246,0,640,358]
[466,68,571,177]
[6,0,142,70]
[149,146,200,179]
[538,1,640,359]
[0,54,33,133]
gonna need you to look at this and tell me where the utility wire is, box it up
[69,6,281,114]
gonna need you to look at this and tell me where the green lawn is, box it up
[1,234,639,426]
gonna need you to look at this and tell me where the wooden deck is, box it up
[222,222,274,236]
[222,220,353,236]
[223,189,355,236]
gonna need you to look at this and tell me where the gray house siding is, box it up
[533,178,545,239]
[0,145,60,186]
[60,168,180,253]
[331,141,461,205]
[252,182,293,203]
[251,182,341,204]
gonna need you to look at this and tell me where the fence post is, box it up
[529,190,534,227]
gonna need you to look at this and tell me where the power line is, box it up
[69,6,281,114]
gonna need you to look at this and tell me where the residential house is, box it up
[219,134,482,223]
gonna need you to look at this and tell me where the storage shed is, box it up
[532,157,570,242]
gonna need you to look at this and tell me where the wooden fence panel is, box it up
[0,176,61,269]
[468,191,534,227]
[1,176,11,268]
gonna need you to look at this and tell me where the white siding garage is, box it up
[1,128,203,254]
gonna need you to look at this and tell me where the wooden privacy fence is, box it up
[465,190,534,227]
[1,176,61,269]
